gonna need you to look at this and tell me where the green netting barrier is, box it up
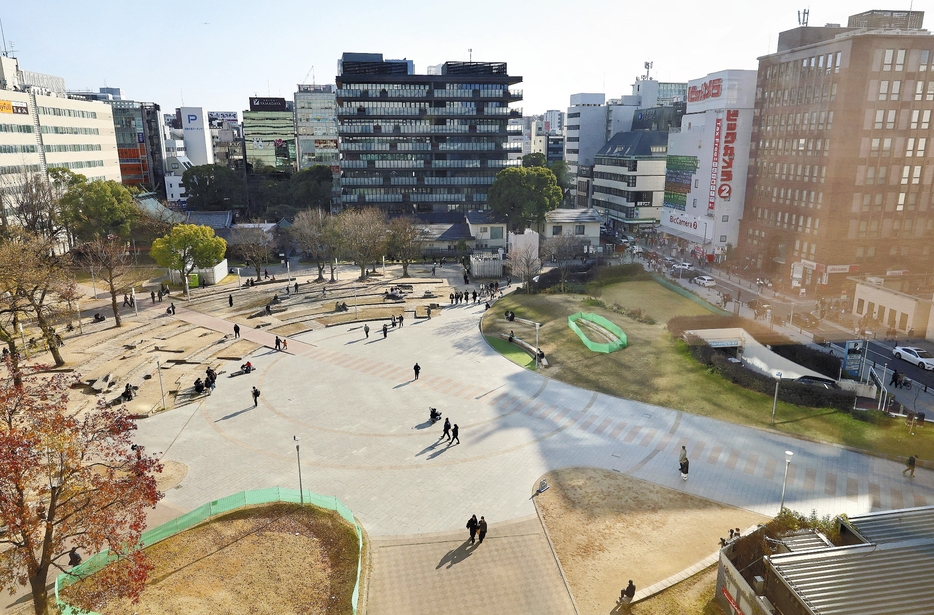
[55,487,364,615]
[567,312,628,353]
[650,274,732,316]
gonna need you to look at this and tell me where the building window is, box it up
[490,227,503,240]
[552,225,562,235]
[574,225,585,235]
[879,81,889,100]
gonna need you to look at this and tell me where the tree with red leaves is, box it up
[0,359,162,615]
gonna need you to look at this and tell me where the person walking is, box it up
[431,265,436,276]
[890,369,901,387]
[275,336,281,351]
[229,294,233,307]
[169,302,176,315]
[364,324,370,338]
[294,281,299,293]
[398,314,404,327]
[451,423,460,445]
[680,455,690,481]
[449,293,454,305]
[466,514,479,544]
[150,290,156,303]
[233,323,240,338]
[252,386,261,407]
[903,454,917,477]
[477,516,487,544]
[442,417,451,441]
[123,294,130,307]
[413,362,420,380]
[158,289,163,302]
[282,338,288,351]
[382,323,388,339]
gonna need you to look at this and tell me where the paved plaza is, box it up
[127,270,933,612]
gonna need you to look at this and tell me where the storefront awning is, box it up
[660,225,711,244]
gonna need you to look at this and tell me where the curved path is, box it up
[134,290,934,539]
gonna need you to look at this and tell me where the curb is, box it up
[531,484,582,615]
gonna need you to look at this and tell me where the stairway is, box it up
[27,90,47,174]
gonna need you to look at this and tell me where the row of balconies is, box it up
[339,158,520,169]
[336,89,522,100]
[340,176,496,187]
[338,107,522,118]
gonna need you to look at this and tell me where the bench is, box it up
[497,332,548,367]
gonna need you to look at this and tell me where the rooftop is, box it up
[544,208,603,224]
[596,131,669,159]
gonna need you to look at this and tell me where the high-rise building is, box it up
[738,11,934,292]
[543,109,565,134]
[0,56,120,226]
[242,97,296,172]
[591,131,669,233]
[335,53,523,213]
[294,84,338,171]
[178,107,214,167]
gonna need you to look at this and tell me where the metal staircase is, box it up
[27,90,47,174]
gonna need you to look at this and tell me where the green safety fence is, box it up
[55,487,364,615]
[650,274,732,316]
[567,312,628,353]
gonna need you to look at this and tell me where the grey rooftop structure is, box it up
[543,208,603,224]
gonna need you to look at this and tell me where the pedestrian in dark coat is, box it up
[229,294,233,307]
[477,516,487,543]
[252,386,260,407]
[364,324,370,338]
[151,291,156,303]
[399,314,404,327]
[170,303,176,315]
[382,323,388,338]
[680,457,690,481]
[451,423,460,444]
[413,363,420,380]
[443,418,451,441]
[233,324,240,338]
[450,293,454,305]
[275,336,281,351]
[467,515,479,544]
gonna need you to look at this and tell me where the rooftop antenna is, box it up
[644,61,653,80]
[0,19,8,57]
[469,48,472,62]
[301,65,315,85]
[180,89,184,105]
[798,8,810,27]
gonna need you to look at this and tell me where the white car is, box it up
[692,275,716,287]
[892,346,934,370]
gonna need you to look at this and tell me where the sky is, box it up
[5,0,930,115]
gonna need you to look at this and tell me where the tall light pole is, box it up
[90,267,98,299]
[771,371,783,425]
[131,287,139,318]
[779,450,794,512]
[156,360,166,412]
[293,436,304,506]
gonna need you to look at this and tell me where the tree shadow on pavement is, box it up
[436,540,477,569]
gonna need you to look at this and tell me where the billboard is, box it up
[249,97,287,112]
[208,111,239,128]
[0,100,29,114]
[663,155,698,210]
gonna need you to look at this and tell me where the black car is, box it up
[792,312,820,328]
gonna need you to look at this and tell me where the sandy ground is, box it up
[65,504,360,615]
[535,468,768,615]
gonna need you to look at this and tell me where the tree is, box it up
[290,209,333,281]
[149,225,227,295]
[60,179,138,243]
[387,216,424,278]
[548,160,573,201]
[290,165,333,212]
[542,233,584,293]
[75,236,135,327]
[0,173,64,242]
[521,152,547,168]
[510,242,542,294]
[336,208,387,280]
[180,164,244,211]
[230,222,275,281]
[488,166,563,232]
[0,230,72,367]
[0,361,162,615]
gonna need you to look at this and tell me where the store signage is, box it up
[688,78,723,103]
[800,259,817,270]
[709,118,722,212]
[826,264,859,274]
[249,97,287,112]
[0,100,29,114]
[718,110,739,200]
[668,214,699,230]
[721,587,744,615]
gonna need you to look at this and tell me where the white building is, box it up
[164,155,193,205]
[565,93,607,200]
[179,106,214,166]
[0,56,120,223]
[542,109,564,134]
[661,70,756,261]
[537,208,602,248]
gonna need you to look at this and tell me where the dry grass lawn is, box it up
[536,468,766,615]
[64,503,361,615]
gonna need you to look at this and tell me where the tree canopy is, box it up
[521,152,547,168]
[336,208,387,279]
[488,166,563,231]
[290,165,333,211]
[181,164,244,211]
[150,224,227,283]
[60,178,137,242]
[387,216,424,278]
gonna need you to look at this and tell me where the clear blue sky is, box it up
[3,0,921,115]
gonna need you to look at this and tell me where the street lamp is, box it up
[293,435,304,506]
[771,371,783,425]
[779,450,794,512]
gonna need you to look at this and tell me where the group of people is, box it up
[465,514,488,545]
[718,528,744,547]
[449,290,476,305]
[889,369,909,389]
[194,366,218,395]
[274,336,288,351]
[440,417,460,445]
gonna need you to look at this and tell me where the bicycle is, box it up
[896,378,912,391]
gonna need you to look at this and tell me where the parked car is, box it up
[662,256,677,266]
[691,275,716,287]
[630,245,644,255]
[892,346,934,370]
[791,312,820,328]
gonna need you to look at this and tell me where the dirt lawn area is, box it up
[536,468,768,615]
[64,503,361,615]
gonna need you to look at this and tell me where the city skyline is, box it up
[3,0,908,115]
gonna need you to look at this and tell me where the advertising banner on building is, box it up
[709,118,722,213]
[249,97,287,112]
[0,100,29,114]
[663,155,698,211]
[208,111,239,128]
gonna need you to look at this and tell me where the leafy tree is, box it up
[290,165,333,212]
[387,216,424,278]
[548,160,573,201]
[488,166,563,232]
[521,152,547,168]
[60,179,138,242]
[542,233,584,293]
[0,361,162,615]
[180,164,244,211]
[149,224,227,295]
[75,236,135,327]
[290,209,332,281]
[336,208,387,280]
[230,222,276,281]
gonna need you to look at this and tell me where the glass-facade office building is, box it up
[243,110,296,171]
[295,84,339,171]
[336,53,523,213]
[108,101,165,196]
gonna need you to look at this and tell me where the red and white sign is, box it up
[709,118,722,212]
[721,587,744,615]
[688,78,723,103]
[669,214,699,230]
[717,110,739,201]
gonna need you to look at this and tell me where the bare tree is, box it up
[542,233,584,293]
[337,208,387,280]
[290,209,331,282]
[510,242,542,294]
[0,172,65,243]
[230,222,276,281]
[387,216,424,278]
[75,236,135,327]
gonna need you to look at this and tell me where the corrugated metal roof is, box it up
[544,208,603,224]
[782,529,833,552]
[766,506,934,615]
